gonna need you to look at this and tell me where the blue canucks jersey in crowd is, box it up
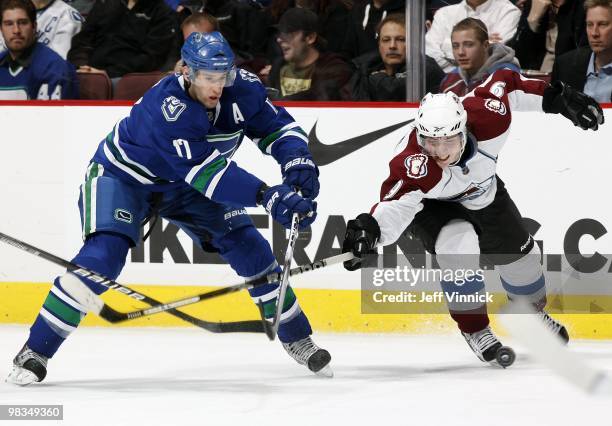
[92,68,310,207]
[0,42,77,100]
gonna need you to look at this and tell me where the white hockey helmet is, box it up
[415,92,468,164]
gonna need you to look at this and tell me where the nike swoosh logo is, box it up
[309,119,414,166]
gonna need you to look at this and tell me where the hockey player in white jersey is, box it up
[0,0,82,59]
[342,69,604,366]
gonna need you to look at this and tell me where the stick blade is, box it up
[60,273,104,315]
[499,300,608,394]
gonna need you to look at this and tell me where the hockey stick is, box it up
[269,213,300,341]
[499,299,612,394]
[61,250,355,324]
[0,231,267,334]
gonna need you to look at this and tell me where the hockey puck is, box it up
[496,346,516,368]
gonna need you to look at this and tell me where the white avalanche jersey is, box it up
[372,69,549,245]
[0,0,83,59]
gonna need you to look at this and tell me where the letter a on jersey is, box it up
[232,103,244,124]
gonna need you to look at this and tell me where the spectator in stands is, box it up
[426,0,521,72]
[0,0,77,99]
[0,0,82,59]
[440,17,520,95]
[203,0,259,61]
[427,0,462,31]
[268,7,352,100]
[173,11,219,72]
[341,0,406,60]
[180,10,217,38]
[67,0,177,80]
[551,0,612,101]
[346,13,445,100]
[297,0,351,54]
[510,0,588,72]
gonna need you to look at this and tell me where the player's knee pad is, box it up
[65,232,131,294]
[435,220,480,271]
[497,243,543,286]
[213,226,277,278]
[497,243,546,303]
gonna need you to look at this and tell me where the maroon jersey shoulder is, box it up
[378,130,443,203]
[464,69,548,141]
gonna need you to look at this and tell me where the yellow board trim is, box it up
[2,282,612,339]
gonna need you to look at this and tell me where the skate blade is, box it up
[6,366,39,386]
[315,364,334,378]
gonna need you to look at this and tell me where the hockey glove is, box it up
[282,156,320,199]
[262,184,317,230]
[542,81,604,131]
[342,213,381,271]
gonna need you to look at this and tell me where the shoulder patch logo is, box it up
[490,81,506,98]
[404,154,428,179]
[484,98,507,115]
[162,96,186,122]
[239,69,260,83]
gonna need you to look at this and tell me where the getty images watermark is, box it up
[361,255,492,314]
[360,253,612,314]
[371,265,490,303]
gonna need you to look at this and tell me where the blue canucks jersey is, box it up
[92,69,310,207]
[0,42,77,100]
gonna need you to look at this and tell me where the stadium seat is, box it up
[78,72,112,100]
[113,72,167,100]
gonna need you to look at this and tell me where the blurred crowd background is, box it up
[0,0,609,102]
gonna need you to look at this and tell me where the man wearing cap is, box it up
[267,7,352,101]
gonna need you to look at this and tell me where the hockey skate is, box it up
[462,326,515,368]
[6,345,48,386]
[537,311,569,344]
[282,336,333,377]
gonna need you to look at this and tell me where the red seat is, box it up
[113,72,167,100]
[78,72,112,100]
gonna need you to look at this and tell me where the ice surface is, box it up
[1,325,611,426]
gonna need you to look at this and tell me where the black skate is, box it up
[6,345,48,386]
[282,336,333,377]
[462,326,516,368]
[537,311,569,344]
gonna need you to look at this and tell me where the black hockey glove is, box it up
[342,213,380,271]
[542,81,604,131]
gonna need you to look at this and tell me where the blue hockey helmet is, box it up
[181,31,236,87]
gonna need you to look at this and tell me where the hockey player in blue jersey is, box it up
[8,31,332,385]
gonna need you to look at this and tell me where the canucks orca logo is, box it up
[114,209,133,224]
[162,96,186,122]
